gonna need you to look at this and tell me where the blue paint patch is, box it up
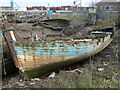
[46,10,52,14]
[25,13,32,15]
[14,42,97,57]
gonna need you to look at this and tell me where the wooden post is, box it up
[9,31,16,41]
[0,9,2,87]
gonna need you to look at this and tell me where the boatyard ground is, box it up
[2,14,120,88]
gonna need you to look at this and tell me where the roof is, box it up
[100,0,120,2]
[116,0,120,2]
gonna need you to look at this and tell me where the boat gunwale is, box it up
[10,34,111,44]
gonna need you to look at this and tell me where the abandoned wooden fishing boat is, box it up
[2,21,115,78]
[39,19,70,30]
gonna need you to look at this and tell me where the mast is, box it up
[10,0,23,11]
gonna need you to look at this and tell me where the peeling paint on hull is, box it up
[14,42,97,57]
[11,35,112,78]
[21,37,112,78]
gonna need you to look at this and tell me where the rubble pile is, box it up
[13,21,88,41]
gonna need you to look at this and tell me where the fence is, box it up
[56,11,89,16]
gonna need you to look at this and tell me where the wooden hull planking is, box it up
[12,35,112,78]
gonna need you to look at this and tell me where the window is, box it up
[105,6,109,10]
[104,6,114,10]
[109,6,113,10]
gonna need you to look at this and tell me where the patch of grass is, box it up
[48,14,88,21]
[92,77,119,88]
[57,73,91,88]
[56,66,120,88]
[112,15,120,27]
[57,72,119,88]
[92,21,115,30]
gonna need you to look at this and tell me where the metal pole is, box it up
[117,2,120,28]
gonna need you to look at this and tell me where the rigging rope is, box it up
[12,0,24,11]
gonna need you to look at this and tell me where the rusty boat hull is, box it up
[1,21,115,78]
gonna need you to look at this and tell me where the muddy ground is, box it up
[2,29,120,88]
[12,20,90,41]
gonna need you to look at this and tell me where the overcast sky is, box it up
[0,0,101,8]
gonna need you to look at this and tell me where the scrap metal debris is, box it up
[105,54,111,58]
[97,68,104,71]
[29,82,35,85]
[103,62,109,66]
[66,69,83,73]
[31,78,41,81]
[16,82,25,87]
[48,72,56,78]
